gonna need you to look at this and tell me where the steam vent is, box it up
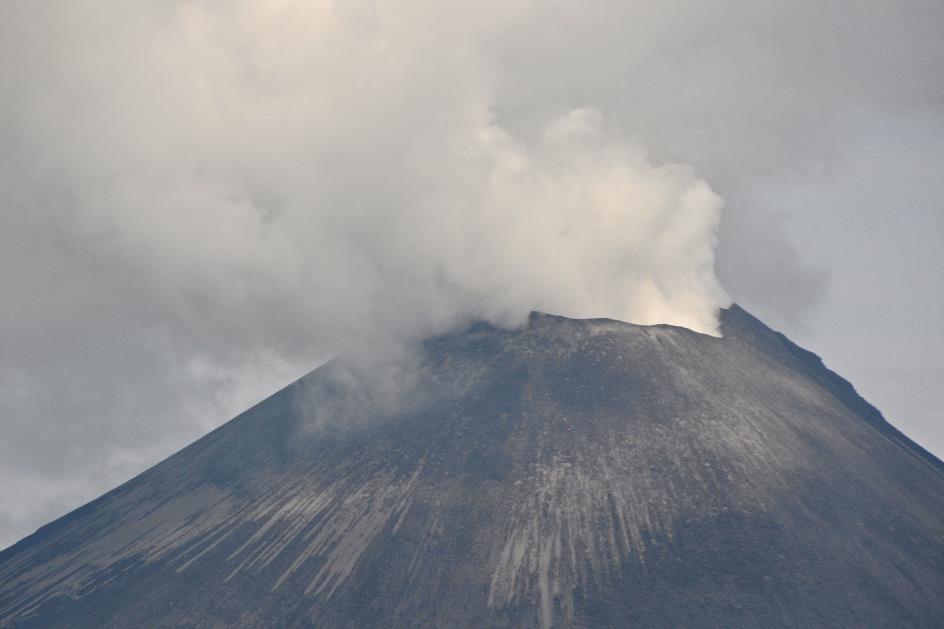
[2,306,943,628]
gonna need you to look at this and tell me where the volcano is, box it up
[1,306,943,628]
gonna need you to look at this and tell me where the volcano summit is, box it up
[1,306,942,628]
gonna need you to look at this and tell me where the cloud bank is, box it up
[1,0,941,547]
[3,2,727,351]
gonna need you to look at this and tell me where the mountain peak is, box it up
[2,307,943,628]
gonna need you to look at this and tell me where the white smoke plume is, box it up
[4,0,940,548]
[1,1,727,359]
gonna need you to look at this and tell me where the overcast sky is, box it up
[1,1,942,549]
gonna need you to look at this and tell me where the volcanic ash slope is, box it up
[1,306,943,628]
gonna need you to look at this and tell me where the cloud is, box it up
[2,2,728,350]
[1,0,941,547]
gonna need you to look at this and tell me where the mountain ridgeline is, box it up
[1,306,943,627]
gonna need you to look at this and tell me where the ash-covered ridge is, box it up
[2,306,943,628]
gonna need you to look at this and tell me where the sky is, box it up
[1,1,942,549]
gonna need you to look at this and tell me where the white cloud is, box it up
[0,0,940,548]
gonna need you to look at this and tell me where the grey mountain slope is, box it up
[1,305,943,628]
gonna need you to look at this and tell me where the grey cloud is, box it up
[1,0,941,548]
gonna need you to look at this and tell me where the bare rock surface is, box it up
[2,306,943,628]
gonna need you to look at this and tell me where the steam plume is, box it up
[1,1,727,362]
